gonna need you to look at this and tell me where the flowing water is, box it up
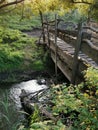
[0,79,47,130]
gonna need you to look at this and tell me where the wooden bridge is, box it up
[40,18,98,84]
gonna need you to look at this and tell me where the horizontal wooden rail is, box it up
[81,39,98,64]
[49,28,98,64]
[50,28,91,40]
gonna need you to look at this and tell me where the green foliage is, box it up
[0,46,24,72]
[0,14,41,31]
[0,13,48,82]
[0,28,27,72]
[7,15,41,31]
[0,90,21,130]
[0,29,23,72]
[73,67,98,130]
[60,10,87,23]
[30,105,41,124]
[30,120,66,130]
[28,67,98,130]
[0,27,45,73]
[51,85,81,116]
[84,67,98,89]
[73,92,98,130]
[31,60,45,71]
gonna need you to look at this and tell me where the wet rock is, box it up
[37,79,46,85]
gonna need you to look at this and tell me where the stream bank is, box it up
[0,26,70,130]
[0,78,49,130]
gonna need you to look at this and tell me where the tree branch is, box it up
[0,0,24,9]
[0,0,6,5]
[71,0,92,5]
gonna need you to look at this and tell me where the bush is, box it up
[5,15,41,31]
[28,67,98,130]
[0,27,43,73]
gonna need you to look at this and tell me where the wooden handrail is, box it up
[49,28,91,40]
[83,39,98,51]
[83,26,98,33]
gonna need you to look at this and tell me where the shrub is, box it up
[29,67,98,130]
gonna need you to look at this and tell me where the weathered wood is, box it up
[20,89,57,122]
[39,106,57,122]
[51,51,72,81]
[39,11,45,43]
[52,28,98,63]
[71,22,83,85]
[49,28,91,40]
[82,39,98,64]
[55,14,58,82]
[20,88,48,98]
[20,89,34,115]
[91,33,98,39]
[83,26,98,33]
[47,34,98,83]
[44,19,98,84]
[43,18,63,27]
[57,33,77,47]
[57,32,98,64]
[48,33,98,67]
[49,37,74,68]
[45,15,50,47]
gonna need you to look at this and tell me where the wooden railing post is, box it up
[55,14,58,83]
[71,22,83,85]
[39,10,45,43]
[45,15,50,47]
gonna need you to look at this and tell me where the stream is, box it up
[0,79,48,130]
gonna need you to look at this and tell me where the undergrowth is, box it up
[18,67,98,130]
[0,89,22,130]
[0,14,41,31]
[0,27,45,74]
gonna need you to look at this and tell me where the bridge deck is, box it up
[50,34,98,67]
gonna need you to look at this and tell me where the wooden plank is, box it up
[51,51,72,81]
[50,28,91,40]
[79,53,98,69]
[57,29,98,64]
[81,39,98,63]
[57,34,77,47]
[68,50,75,54]
[51,51,84,84]
[49,43,73,68]
[49,31,98,70]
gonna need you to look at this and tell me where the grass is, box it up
[0,13,47,82]
[0,14,41,31]
[0,27,45,74]
[31,60,45,70]
[0,89,21,130]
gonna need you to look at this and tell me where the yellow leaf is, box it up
[84,93,89,98]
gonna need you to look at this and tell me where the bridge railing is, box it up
[44,21,98,64]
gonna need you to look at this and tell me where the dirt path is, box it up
[23,28,43,64]
[23,28,42,38]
